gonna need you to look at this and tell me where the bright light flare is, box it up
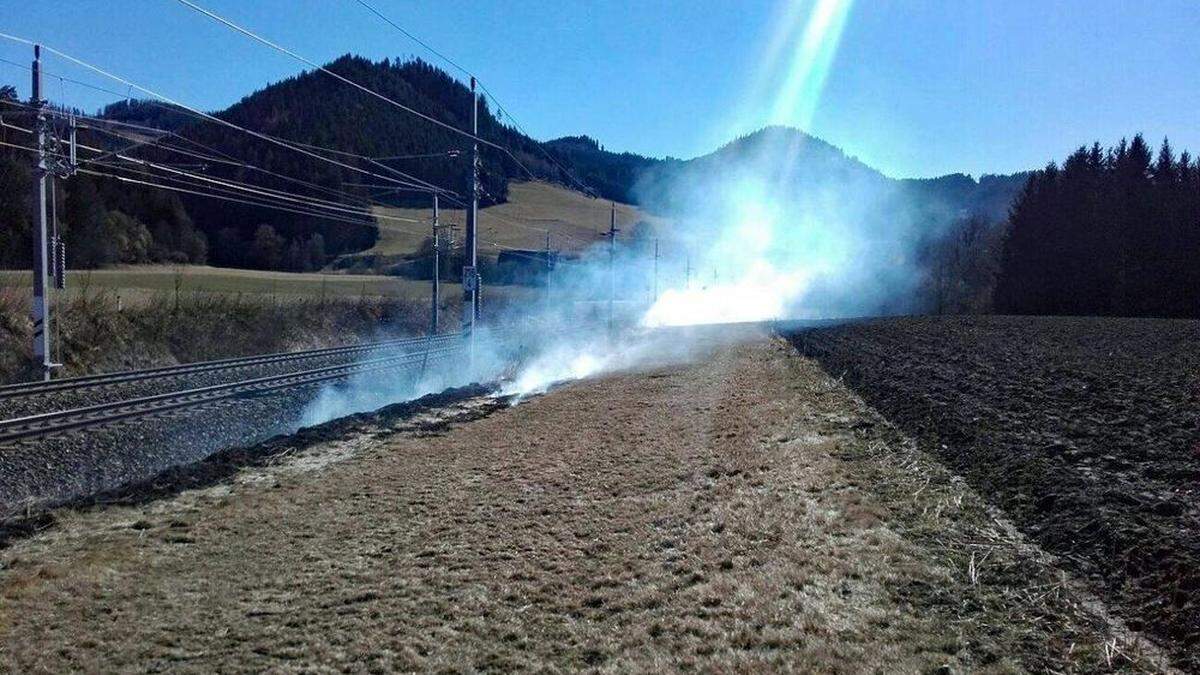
[768,0,854,130]
[640,263,813,328]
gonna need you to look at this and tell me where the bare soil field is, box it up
[791,315,1200,671]
[0,329,1167,671]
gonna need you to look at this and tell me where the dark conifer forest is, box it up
[995,135,1200,318]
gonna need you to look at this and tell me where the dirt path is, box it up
[0,331,1169,671]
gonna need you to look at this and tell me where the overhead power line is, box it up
[80,120,428,203]
[86,165,381,228]
[350,0,474,79]
[7,111,595,252]
[0,31,448,196]
[374,150,462,161]
[0,55,455,199]
[9,136,430,233]
[349,0,596,196]
[3,97,428,219]
[2,31,602,254]
[79,167,390,229]
[1,126,434,236]
[1,101,426,226]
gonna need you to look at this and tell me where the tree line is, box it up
[994,135,1199,318]
[1,85,208,268]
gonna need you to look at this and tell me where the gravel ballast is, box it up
[0,350,470,520]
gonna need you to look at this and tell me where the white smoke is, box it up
[633,127,931,327]
[298,127,940,423]
[297,324,514,427]
[296,0,927,422]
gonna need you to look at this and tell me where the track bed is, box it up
[791,315,1200,669]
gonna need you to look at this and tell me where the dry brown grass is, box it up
[0,268,536,382]
[0,333,1166,671]
[0,286,439,383]
[0,265,487,302]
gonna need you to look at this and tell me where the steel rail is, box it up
[0,344,464,444]
[0,333,464,399]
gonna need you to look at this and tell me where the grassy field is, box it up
[0,264,534,380]
[367,181,671,257]
[0,182,661,303]
[0,266,532,304]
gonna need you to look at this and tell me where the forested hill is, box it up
[144,56,582,267]
[98,55,572,199]
[629,126,1028,224]
[2,56,1028,274]
[118,56,597,267]
[542,135,661,204]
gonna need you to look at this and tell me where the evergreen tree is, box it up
[251,224,286,270]
[305,234,326,271]
[996,134,1200,318]
[63,176,115,267]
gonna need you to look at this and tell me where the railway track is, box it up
[0,341,464,445]
[0,332,463,399]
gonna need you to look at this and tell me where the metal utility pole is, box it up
[653,238,659,302]
[607,202,619,336]
[50,178,64,365]
[544,230,552,302]
[30,45,53,381]
[430,194,440,335]
[462,76,480,348]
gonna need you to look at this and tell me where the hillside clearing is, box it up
[367,181,670,257]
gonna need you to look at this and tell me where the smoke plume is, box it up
[299,125,953,424]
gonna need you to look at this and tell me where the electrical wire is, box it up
[374,150,462,161]
[3,140,586,278]
[6,33,578,228]
[0,31,433,192]
[2,105,425,225]
[77,119,419,205]
[77,166,398,230]
[0,136,436,239]
[172,0,541,183]
[5,107,588,254]
[0,68,448,199]
[3,33,605,263]
[349,0,596,195]
[0,136,380,227]
[349,0,473,80]
[276,136,463,197]
[91,162,382,226]
[4,99,430,216]
[93,156,417,224]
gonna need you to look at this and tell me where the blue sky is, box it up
[2,0,1197,178]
